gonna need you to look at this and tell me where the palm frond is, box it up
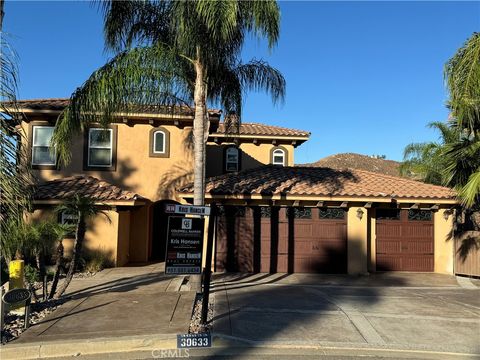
[52,43,192,165]
[458,170,480,208]
[0,32,32,224]
[445,32,480,133]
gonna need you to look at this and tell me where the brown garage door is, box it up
[216,206,347,273]
[376,209,434,272]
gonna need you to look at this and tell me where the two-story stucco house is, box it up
[10,98,458,275]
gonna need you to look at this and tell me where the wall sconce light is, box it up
[356,208,364,220]
[443,209,453,221]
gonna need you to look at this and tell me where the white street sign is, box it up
[165,204,211,216]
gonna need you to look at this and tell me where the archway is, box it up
[150,199,181,261]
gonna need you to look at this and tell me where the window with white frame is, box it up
[88,128,113,167]
[225,147,239,172]
[153,130,166,154]
[272,148,286,166]
[60,212,78,226]
[32,126,56,166]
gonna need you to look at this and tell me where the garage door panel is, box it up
[403,224,433,238]
[294,223,314,237]
[377,255,402,271]
[376,210,434,272]
[402,256,434,271]
[403,240,433,254]
[216,206,347,274]
[377,224,402,237]
[376,240,401,253]
[313,223,345,238]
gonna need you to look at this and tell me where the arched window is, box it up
[149,127,170,158]
[271,148,286,166]
[225,146,240,172]
[153,130,166,154]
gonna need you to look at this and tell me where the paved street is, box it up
[212,273,480,356]
[15,263,195,343]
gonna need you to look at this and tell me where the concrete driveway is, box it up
[211,273,480,356]
[15,263,195,343]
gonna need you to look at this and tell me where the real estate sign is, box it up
[165,216,205,275]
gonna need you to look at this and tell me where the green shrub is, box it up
[83,250,113,273]
[0,256,8,285]
[24,264,39,285]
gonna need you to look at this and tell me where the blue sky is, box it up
[4,1,479,164]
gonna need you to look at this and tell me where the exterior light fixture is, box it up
[443,209,453,221]
[356,208,364,220]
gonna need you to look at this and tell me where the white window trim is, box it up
[152,130,166,154]
[60,212,78,225]
[272,149,286,166]
[88,128,113,167]
[31,125,56,166]
[225,147,239,172]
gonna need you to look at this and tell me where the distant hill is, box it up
[300,153,402,177]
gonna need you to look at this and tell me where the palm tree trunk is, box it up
[36,248,47,300]
[191,52,207,293]
[48,240,64,299]
[0,0,4,31]
[54,213,86,299]
[193,57,207,207]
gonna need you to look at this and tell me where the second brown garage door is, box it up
[376,209,434,272]
[216,206,347,273]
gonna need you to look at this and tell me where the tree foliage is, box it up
[0,3,32,227]
[444,32,480,207]
[52,1,285,202]
[400,121,459,185]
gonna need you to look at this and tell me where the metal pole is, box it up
[0,285,5,334]
[43,275,47,302]
[201,203,216,325]
[24,297,31,329]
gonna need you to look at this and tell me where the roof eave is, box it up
[178,193,458,205]
[33,199,147,206]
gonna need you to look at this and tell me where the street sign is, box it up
[177,333,212,348]
[165,216,205,275]
[165,204,211,216]
[2,288,31,305]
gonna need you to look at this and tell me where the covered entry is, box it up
[376,209,434,271]
[216,206,347,273]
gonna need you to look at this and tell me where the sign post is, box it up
[201,203,216,325]
[165,216,205,275]
[2,288,32,329]
[164,203,217,328]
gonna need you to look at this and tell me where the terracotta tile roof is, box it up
[179,166,456,200]
[213,122,310,138]
[34,176,144,202]
[10,98,222,116]
[301,153,402,177]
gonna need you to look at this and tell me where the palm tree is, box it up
[0,0,32,228]
[400,121,459,185]
[52,1,285,208]
[444,32,480,207]
[53,195,110,299]
[48,221,74,299]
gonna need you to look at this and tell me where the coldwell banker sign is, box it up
[165,216,205,274]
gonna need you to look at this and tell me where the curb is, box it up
[2,333,479,360]
[0,334,177,360]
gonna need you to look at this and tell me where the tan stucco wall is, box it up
[347,206,369,274]
[27,208,127,266]
[434,209,454,274]
[206,142,295,177]
[22,121,194,203]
